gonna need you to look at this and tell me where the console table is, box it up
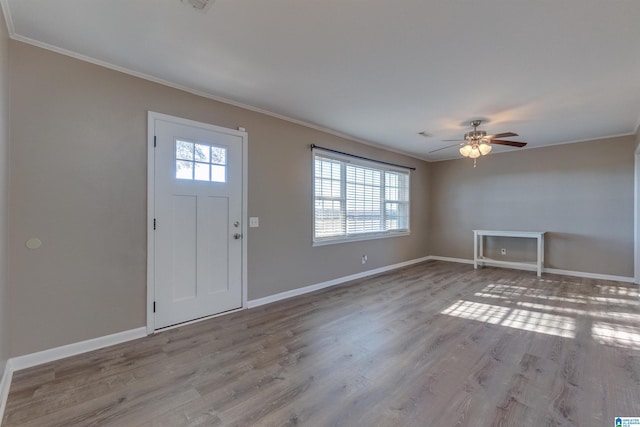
[473,230,546,277]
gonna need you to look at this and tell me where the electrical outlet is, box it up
[249,217,259,228]
[501,248,507,255]
[362,255,368,264]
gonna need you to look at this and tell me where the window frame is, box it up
[312,148,411,246]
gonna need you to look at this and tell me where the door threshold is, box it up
[153,306,245,333]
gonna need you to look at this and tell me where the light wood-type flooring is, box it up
[3,261,640,426]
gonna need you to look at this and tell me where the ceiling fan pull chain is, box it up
[473,158,477,168]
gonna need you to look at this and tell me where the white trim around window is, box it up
[312,147,411,246]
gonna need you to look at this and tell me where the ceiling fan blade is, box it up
[487,132,518,139]
[441,139,464,142]
[428,143,462,154]
[490,139,527,148]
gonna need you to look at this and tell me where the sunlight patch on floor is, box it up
[514,301,640,323]
[474,291,588,305]
[441,299,575,338]
[596,284,639,297]
[589,296,638,306]
[592,322,640,350]
[442,282,640,344]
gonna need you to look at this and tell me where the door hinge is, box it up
[153,301,156,313]
[154,135,157,147]
[154,218,156,230]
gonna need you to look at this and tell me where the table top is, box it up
[473,230,546,238]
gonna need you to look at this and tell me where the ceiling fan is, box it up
[429,120,527,166]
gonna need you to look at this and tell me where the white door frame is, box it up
[146,111,248,334]
[635,144,640,285]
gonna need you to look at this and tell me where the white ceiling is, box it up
[3,0,640,161]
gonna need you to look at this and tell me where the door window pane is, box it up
[194,163,210,181]
[176,160,193,180]
[211,165,226,182]
[176,140,194,160]
[211,147,226,165]
[176,139,227,183]
[195,144,210,162]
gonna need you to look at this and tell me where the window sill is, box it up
[313,231,410,247]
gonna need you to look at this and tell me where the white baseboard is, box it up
[248,256,431,308]
[427,255,474,265]
[543,268,635,283]
[427,255,635,283]
[0,359,13,424]
[9,327,147,373]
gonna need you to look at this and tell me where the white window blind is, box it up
[313,149,410,245]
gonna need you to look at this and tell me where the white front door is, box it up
[151,114,245,329]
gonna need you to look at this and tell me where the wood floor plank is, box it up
[3,261,640,426]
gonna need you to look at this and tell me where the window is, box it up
[175,139,227,182]
[313,149,410,245]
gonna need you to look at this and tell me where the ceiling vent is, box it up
[181,0,216,13]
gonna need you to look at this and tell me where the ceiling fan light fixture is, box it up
[469,147,481,159]
[479,143,492,155]
[459,145,472,157]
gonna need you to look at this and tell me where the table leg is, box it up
[473,231,478,270]
[537,236,543,277]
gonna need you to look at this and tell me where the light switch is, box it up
[249,217,259,228]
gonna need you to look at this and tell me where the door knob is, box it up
[233,233,243,240]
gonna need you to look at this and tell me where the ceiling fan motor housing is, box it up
[464,130,487,141]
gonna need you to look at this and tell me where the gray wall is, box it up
[0,7,9,378]
[8,41,431,357]
[5,36,636,359]
[429,136,636,277]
